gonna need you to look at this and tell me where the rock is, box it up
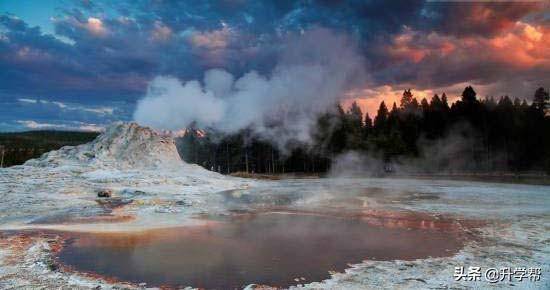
[175,200,192,206]
[97,189,112,198]
[96,197,132,208]
[120,189,148,196]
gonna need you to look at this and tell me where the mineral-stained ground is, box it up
[1,123,548,289]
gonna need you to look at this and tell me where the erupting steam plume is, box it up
[133,28,367,149]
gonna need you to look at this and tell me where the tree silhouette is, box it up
[167,85,550,175]
[533,87,549,113]
[461,86,477,104]
[373,101,389,134]
[400,89,414,109]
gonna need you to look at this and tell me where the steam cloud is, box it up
[328,123,487,177]
[133,28,367,149]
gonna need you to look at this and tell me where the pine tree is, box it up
[364,112,373,140]
[400,89,414,109]
[533,87,549,112]
[388,102,400,135]
[462,86,477,104]
[441,93,450,110]
[373,101,389,134]
[364,113,373,131]
[391,102,398,114]
[347,101,363,128]
[173,85,550,174]
[420,98,430,112]
[346,102,365,150]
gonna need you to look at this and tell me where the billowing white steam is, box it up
[134,28,367,149]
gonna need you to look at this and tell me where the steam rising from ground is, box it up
[134,28,366,149]
[328,123,489,177]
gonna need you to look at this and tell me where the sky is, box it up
[0,0,548,132]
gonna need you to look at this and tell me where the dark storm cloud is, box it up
[0,13,148,100]
[0,0,548,129]
[422,1,545,37]
[0,0,432,102]
[370,7,550,98]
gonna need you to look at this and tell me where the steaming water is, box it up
[55,177,550,289]
[58,212,463,289]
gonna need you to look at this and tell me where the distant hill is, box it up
[0,130,99,167]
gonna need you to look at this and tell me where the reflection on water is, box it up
[59,212,464,289]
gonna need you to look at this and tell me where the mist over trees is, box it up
[178,86,550,175]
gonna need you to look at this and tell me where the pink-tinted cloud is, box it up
[378,19,550,98]
[387,27,456,63]
[488,22,549,68]
[188,26,232,49]
[86,17,107,36]
[387,21,548,68]
[427,2,544,37]
[150,21,172,42]
[15,46,53,62]
[186,25,242,67]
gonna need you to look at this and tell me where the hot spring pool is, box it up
[58,212,465,289]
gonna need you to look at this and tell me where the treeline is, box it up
[177,86,550,174]
[0,130,99,167]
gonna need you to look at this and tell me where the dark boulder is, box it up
[97,189,112,198]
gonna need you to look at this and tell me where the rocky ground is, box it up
[0,123,548,289]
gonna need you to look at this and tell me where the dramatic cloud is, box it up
[423,2,545,37]
[0,1,548,131]
[375,20,549,97]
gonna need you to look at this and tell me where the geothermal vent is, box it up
[25,122,184,169]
